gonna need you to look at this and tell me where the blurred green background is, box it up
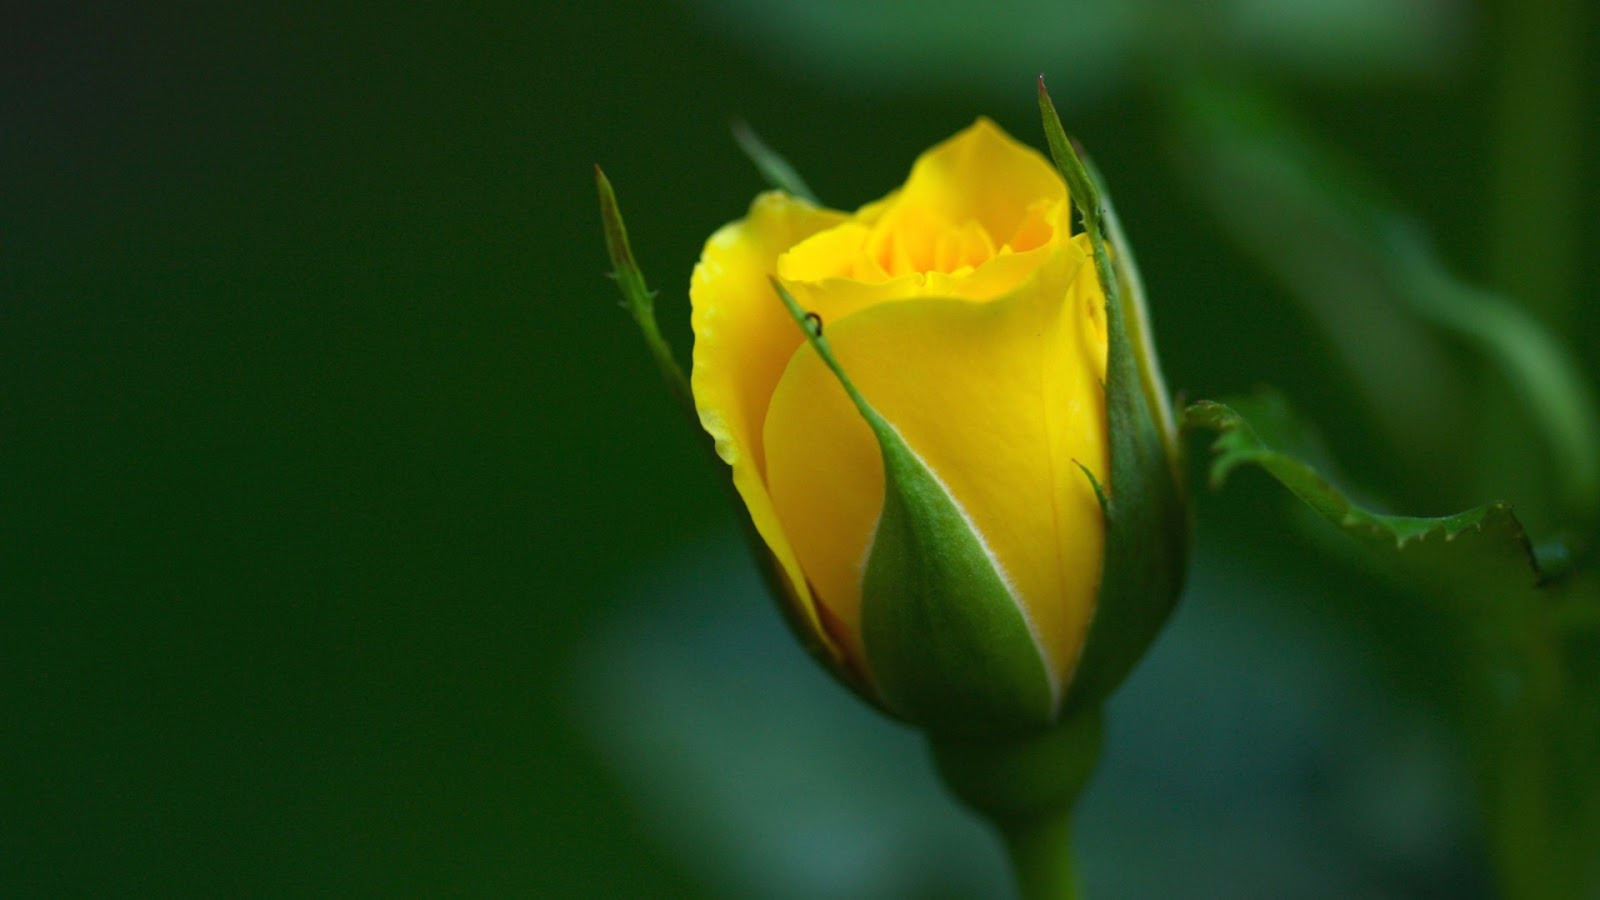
[5,1,1595,896]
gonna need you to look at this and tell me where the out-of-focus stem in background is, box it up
[1480,4,1596,897]
[1487,0,1583,331]
[1478,0,1589,525]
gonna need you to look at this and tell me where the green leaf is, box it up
[1039,80,1190,714]
[594,165,693,412]
[1185,394,1547,598]
[1383,224,1600,518]
[686,0,1137,100]
[770,279,1055,736]
[731,122,819,205]
[1170,80,1600,521]
[1169,82,1468,466]
[684,0,1453,100]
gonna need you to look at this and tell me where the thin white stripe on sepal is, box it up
[860,425,1062,708]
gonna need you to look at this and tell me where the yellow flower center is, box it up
[776,197,1061,285]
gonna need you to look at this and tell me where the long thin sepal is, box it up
[1038,77,1189,714]
[595,165,693,413]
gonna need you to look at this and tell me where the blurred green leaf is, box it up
[1217,0,1463,80]
[1171,81,1600,521]
[1383,224,1600,518]
[1185,394,1547,601]
[1169,83,1469,476]
[686,0,1135,100]
[686,0,1461,99]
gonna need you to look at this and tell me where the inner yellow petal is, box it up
[773,120,1070,300]
[932,219,997,273]
[893,118,1068,253]
[762,246,1109,685]
[772,197,1070,335]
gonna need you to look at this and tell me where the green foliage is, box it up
[1171,80,1600,521]
[685,0,1456,99]
[1172,66,1600,896]
[1384,226,1600,518]
[1185,394,1548,602]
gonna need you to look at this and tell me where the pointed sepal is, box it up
[595,165,694,412]
[1038,78,1190,714]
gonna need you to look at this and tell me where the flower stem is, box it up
[1476,3,1596,890]
[1481,671,1563,899]
[1487,0,1583,329]
[928,711,1103,900]
[1470,595,1600,900]
[997,806,1082,900]
[1476,0,1588,519]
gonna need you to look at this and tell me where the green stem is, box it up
[1473,604,1589,900]
[1483,688,1560,899]
[1477,0,1588,529]
[1473,33,1598,886]
[928,711,1103,900]
[1487,0,1583,329]
[997,807,1082,900]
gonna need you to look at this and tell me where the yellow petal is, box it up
[877,118,1068,261]
[776,243,1061,325]
[690,192,850,651]
[773,119,1071,318]
[762,240,1108,686]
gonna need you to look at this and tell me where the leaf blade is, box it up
[1185,394,1546,598]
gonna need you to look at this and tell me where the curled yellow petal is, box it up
[877,117,1068,261]
[690,192,849,652]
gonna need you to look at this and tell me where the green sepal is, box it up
[771,279,1056,736]
[1170,80,1600,521]
[1185,393,1550,599]
[594,165,693,413]
[929,707,1102,824]
[1038,79,1191,715]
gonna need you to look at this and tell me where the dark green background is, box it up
[5,1,1594,896]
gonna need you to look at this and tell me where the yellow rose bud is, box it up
[688,117,1184,734]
